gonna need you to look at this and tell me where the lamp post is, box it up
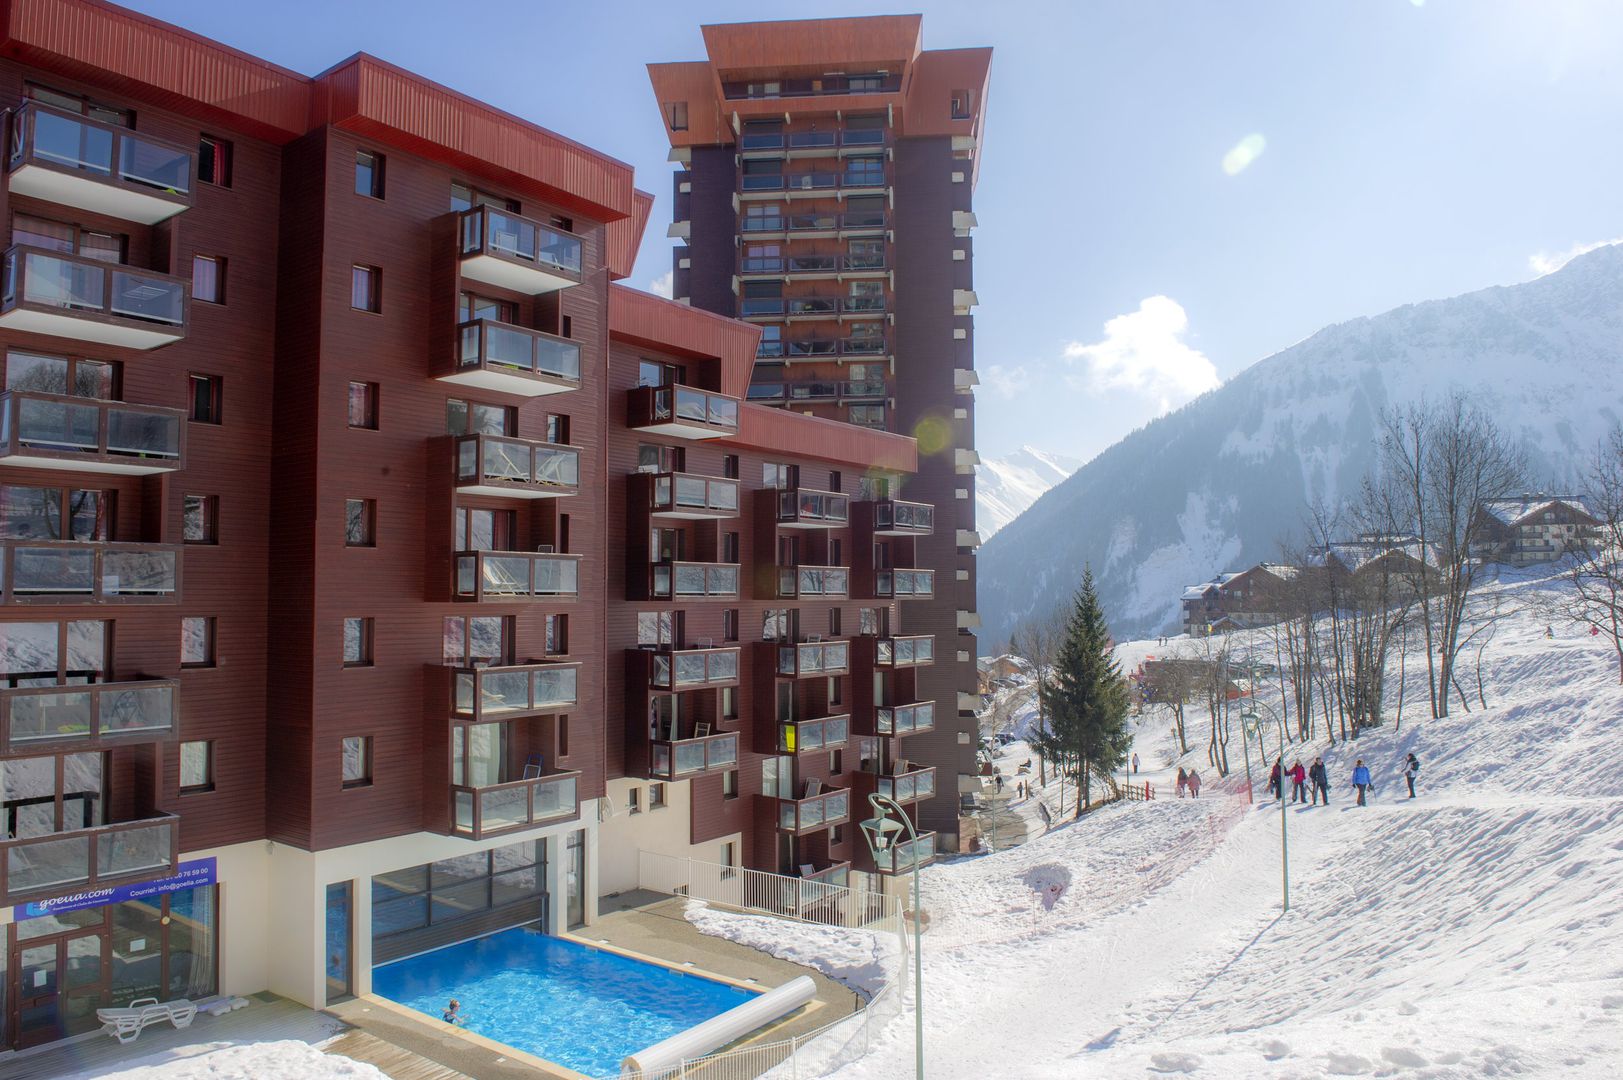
[860,792,925,1080]
[1241,704,1289,913]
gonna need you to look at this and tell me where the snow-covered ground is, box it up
[698,572,1623,1078]
[78,1039,385,1080]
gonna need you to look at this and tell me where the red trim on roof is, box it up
[609,285,760,399]
[722,403,918,474]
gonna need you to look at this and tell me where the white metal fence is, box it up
[602,853,911,1080]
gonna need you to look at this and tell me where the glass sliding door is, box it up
[325,881,353,1003]
[565,830,585,930]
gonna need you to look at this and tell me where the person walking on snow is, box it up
[1269,758,1284,801]
[1186,769,1202,798]
[1289,760,1307,803]
[1352,759,1372,805]
[1132,752,1140,774]
[994,773,1004,794]
[1309,757,1330,805]
[1404,753,1420,799]
[1176,767,1188,798]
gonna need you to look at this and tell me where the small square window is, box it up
[722,608,738,643]
[183,494,218,544]
[355,150,385,199]
[341,735,373,789]
[627,786,642,814]
[343,617,373,667]
[545,414,570,445]
[558,715,570,758]
[546,614,568,655]
[950,89,972,120]
[665,101,689,131]
[189,374,222,424]
[722,771,738,799]
[181,616,215,668]
[179,740,214,794]
[192,255,225,304]
[345,498,376,547]
[650,782,667,809]
[199,136,232,187]
[723,455,739,479]
[351,265,381,313]
[348,382,379,429]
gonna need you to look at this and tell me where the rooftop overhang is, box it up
[606,190,655,280]
[722,404,918,474]
[699,15,922,76]
[609,284,760,399]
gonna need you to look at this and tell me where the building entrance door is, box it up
[12,928,107,1049]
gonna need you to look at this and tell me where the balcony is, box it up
[628,385,740,440]
[777,639,850,678]
[875,568,934,599]
[747,379,888,406]
[875,635,935,668]
[739,171,888,199]
[0,246,187,349]
[872,499,934,535]
[0,391,184,475]
[456,206,582,294]
[454,434,579,499]
[739,253,886,279]
[875,700,936,736]
[772,786,851,834]
[1,812,177,905]
[776,565,849,599]
[447,319,581,397]
[0,678,178,752]
[7,101,193,224]
[450,771,579,840]
[650,561,740,600]
[864,765,937,804]
[648,646,741,691]
[798,861,851,887]
[748,296,886,322]
[644,471,740,519]
[649,732,739,780]
[453,550,580,602]
[777,487,849,528]
[448,661,580,722]
[870,831,937,875]
[777,713,849,754]
[724,75,902,100]
[0,540,178,604]
[780,337,888,361]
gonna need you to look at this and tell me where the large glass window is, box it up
[443,616,509,665]
[371,841,544,946]
[324,882,352,1003]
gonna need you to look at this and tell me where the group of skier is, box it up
[1265,752,1421,806]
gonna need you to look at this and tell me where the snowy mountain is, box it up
[976,446,1083,538]
[979,243,1623,646]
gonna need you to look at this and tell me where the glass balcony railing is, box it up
[650,732,739,779]
[740,297,786,317]
[738,253,886,277]
[778,487,849,526]
[1,246,187,347]
[0,391,184,474]
[875,635,935,668]
[874,767,937,803]
[7,101,193,224]
[776,787,850,832]
[0,678,178,752]
[455,319,581,391]
[784,337,889,359]
[787,131,837,149]
[629,385,740,439]
[724,75,902,100]
[646,471,740,517]
[451,770,579,839]
[870,831,937,874]
[651,561,740,600]
[449,661,579,721]
[0,540,178,604]
[454,434,579,497]
[778,565,849,599]
[778,713,849,754]
[777,640,850,678]
[873,499,934,534]
[453,550,580,601]
[1,813,177,905]
[875,568,934,599]
[457,206,582,292]
[876,701,936,736]
[649,647,741,690]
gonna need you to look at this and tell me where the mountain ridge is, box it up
[976,446,1083,538]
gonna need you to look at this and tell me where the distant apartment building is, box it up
[1472,495,1602,566]
[648,16,992,850]
[1179,563,1295,637]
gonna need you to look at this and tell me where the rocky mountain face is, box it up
[976,446,1083,538]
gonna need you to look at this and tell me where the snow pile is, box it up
[817,574,1623,1078]
[79,1039,387,1080]
[684,900,898,997]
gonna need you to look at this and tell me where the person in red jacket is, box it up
[1289,760,1308,803]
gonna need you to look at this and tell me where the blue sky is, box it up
[127,0,1623,464]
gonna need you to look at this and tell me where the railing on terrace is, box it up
[777,487,849,526]
[777,639,850,677]
[876,701,935,736]
[0,678,177,752]
[448,661,579,721]
[0,813,178,906]
[645,471,740,517]
[453,433,579,495]
[2,245,187,333]
[457,205,582,281]
[0,540,177,603]
[875,635,934,667]
[774,787,851,832]
[778,565,849,599]
[9,100,192,220]
[454,550,580,601]
[875,568,934,599]
[873,498,934,533]
[455,319,581,387]
[872,766,936,803]
[450,771,578,839]
[650,646,740,690]
[650,732,739,779]
[740,253,887,276]
[723,74,902,99]
[778,713,849,754]
[870,831,937,874]
[650,561,739,600]
[0,391,183,472]
[630,385,740,437]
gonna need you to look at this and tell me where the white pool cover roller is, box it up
[622,975,816,1076]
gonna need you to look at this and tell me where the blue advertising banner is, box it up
[12,857,217,920]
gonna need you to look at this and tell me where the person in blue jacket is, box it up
[1352,759,1372,805]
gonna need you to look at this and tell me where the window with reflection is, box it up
[4,351,116,399]
[443,616,510,666]
[445,398,514,436]
[0,620,108,687]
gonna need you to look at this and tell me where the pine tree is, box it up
[1031,568,1132,818]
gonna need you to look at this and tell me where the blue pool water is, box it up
[372,927,758,1076]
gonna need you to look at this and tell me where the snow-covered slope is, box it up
[980,244,1623,643]
[816,571,1623,1078]
[976,446,1082,538]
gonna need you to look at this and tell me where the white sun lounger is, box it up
[96,997,197,1044]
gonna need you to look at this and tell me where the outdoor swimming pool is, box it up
[372,926,758,1076]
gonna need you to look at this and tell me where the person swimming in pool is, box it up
[443,999,463,1025]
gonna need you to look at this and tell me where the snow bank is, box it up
[683,900,898,997]
[79,1039,387,1080]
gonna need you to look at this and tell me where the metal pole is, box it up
[1277,725,1289,912]
[1240,721,1254,804]
[911,844,924,1080]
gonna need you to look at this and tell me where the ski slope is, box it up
[820,572,1623,1078]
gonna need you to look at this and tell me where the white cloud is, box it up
[648,270,674,298]
[981,364,1030,400]
[1062,296,1220,414]
[1221,133,1267,176]
[1528,237,1623,277]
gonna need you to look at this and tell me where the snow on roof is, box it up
[1479,494,1596,527]
[1315,536,1440,573]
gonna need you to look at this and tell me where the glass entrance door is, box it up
[15,930,106,1048]
[565,830,585,929]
